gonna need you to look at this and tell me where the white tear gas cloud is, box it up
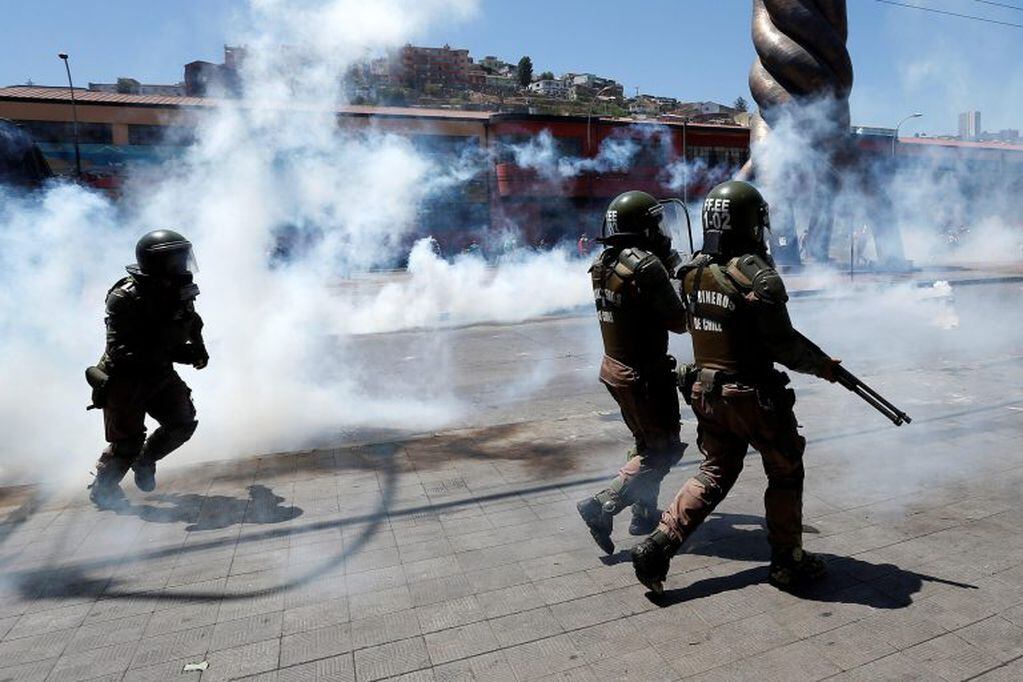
[0,0,592,487]
[750,97,1023,266]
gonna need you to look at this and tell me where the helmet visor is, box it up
[148,242,198,276]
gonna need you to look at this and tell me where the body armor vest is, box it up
[679,254,774,377]
[590,247,668,369]
[101,275,202,375]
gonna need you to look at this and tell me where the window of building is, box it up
[14,120,113,144]
[688,145,749,168]
[128,125,197,146]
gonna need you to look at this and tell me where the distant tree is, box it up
[539,71,555,81]
[733,96,749,112]
[517,56,533,87]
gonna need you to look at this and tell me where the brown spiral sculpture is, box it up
[742,0,854,264]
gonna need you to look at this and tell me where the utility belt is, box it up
[677,363,793,409]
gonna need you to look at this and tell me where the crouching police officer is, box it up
[577,191,689,554]
[631,180,840,593]
[87,230,208,507]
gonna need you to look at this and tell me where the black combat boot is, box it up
[628,503,660,535]
[631,529,679,594]
[88,468,128,509]
[768,547,826,590]
[132,458,157,492]
[576,489,621,554]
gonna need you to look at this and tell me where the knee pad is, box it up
[142,419,198,461]
[595,487,627,514]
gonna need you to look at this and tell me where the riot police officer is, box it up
[576,191,689,554]
[631,180,840,593]
[87,230,208,507]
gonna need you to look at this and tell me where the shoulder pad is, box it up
[105,278,139,314]
[729,254,787,303]
[613,247,654,280]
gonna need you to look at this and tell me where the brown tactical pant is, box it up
[98,370,197,478]
[600,355,684,509]
[659,381,805,551]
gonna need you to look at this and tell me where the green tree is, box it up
[517,56,533,87]
[733,96,749,112]
[539,70,555,81]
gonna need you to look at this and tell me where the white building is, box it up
[527,79,569,98]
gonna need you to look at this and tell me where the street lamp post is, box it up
[892,112,922,159]
[586,84,616,154]
[57,53,83,179]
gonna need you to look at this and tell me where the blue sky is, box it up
[3,0,1022,134]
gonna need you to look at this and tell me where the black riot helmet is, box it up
[599,190,671,253]
[135,229,197,277]
[700,180,770,258]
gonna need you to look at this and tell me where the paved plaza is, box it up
[1,277,1022,681]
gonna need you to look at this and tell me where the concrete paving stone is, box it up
[62,612,149,654]
[423,620,500,665]
[351,609,423,650]
[708,611,798,658]
[548,592,625,632]
[280,622,353,668]
[282,596,350,636]
[348,586,414,621]
[955,615,1023,662]
[353,636,431,682]
[129,624,213,669]
[431,650,516,682]
[396,539,455,565]
[344,546,402,574]
[231,549,291,577]
[283,574,348,610]
[903,631,1003,681]
[534,572,603,607]
[696,640,841,682]
[4,602,93,640]
[0,657,57,682]
[210,610,283,652]
[489,606,564,648]
[519,551,598,583]
[501,632,585,681]
[0,614,19,640]
[0,628,73,667]
[276,653,356,682]
[203,638,281,682]
[217,592,286,623]
[48,640,137,682]
[808,620,900,671]
[414,595,484,634]
[165,556,235,586]
[81,592,159,624]
[121,656,204,682]
[653,632,735,679]
[569,618,648,667]
[463,564,529,594]
[973,656,1023,681]
[345,565,406,596]
[587,646,672,681]
[142,601,220,637]
[408,574,475,608]
[402,556,463,585]
[477,583,547,619]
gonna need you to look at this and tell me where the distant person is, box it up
[577,233,590,257]
[631,181,841,594]
[576,191,689,553]
[86,230,208,508]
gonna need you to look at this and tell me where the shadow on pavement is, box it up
[121,484,303,532]
[645,512,978,609]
